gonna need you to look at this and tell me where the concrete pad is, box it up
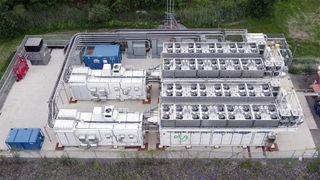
[121,52,161,69]
[276,121,315,151]
[0,49,64,150]
[146,132,158,150]
[296,93,318,130]
[310,129,320,147]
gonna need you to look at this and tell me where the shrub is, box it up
[240,159,252,169]
[288,66,303,74]
[92,160,101,173]
[59,156,77,166]
[307,159,320,173]
[88,4,111,24]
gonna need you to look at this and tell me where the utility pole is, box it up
[165,0,177,29]
[293,43,300,59]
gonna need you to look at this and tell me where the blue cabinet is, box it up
[5,128,44,150]
[83,45,122,69]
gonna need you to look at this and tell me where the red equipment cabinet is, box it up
[13,55,29,81]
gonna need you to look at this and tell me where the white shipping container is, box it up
[54,120,80,146]
[231,133,242,145]
[54,109,144,147]
[200,132,211,145]
[190,132,201,145]
[159,129,271,147]
[170,132,181,145]
[221,133,233,145]
[69,66,147,101]
[180,132,191,145]
[212,133,223,145]
[160,131,171,146]
[252,133,267,145]
[55,131,80,146]
[241,133,253,145]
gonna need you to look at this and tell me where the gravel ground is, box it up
[0,158,319,179]
[289,74,314,89]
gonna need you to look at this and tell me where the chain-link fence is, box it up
[0,148,318,159]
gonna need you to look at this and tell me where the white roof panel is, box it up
[57,109,78,119]
[69,75,87,83]
[72,66,90,74]
[54,120,76,130]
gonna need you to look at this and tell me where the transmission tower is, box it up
[165,0,178,29]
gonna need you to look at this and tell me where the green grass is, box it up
[222,0,320,58]
[307,158,320,173]
[0,38,23,78]
[239,159,253,169]
[0,38,22,63]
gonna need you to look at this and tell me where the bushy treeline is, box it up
[177,0,277,27]
[0,0,165,38]
[0,0,276,39]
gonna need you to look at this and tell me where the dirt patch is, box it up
[290,31,310,39]
[288,8,320,40]
[289,74,315,89]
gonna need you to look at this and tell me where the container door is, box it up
[56,132,68,146]
[200,132,211,145]
[221,133,233,145]
[231,133,242,145]
[160,131,171,146]
[171,132,181,145]
[190,132,201,145]
[241,132,253,145]
[93,59,102,69]
[127,133,139,145]
[104,133,113,145]
[180,132,191,145]
[70,85,81,100]
[65,132,79,146]
[251,133,266,146]
[212,133,223,145]
[109,56,115,65]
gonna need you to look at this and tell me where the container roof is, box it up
[25,38,43,47]
[86,45,120,57]
[6,128,41,143]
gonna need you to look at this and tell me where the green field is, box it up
[221,0,320,58]
[0,0,319,76]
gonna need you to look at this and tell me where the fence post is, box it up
[291,150,296,159]
[93,149,97,158]
[312,150,318,158]
[301,150,306,158]
[43,125,52,142]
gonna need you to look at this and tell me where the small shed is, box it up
[5,128,44,150]
[24,38,43,52]
[83,45,121,69]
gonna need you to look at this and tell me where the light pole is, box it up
[293,43,300,59]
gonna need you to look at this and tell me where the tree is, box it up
[88,4,111,24]
[248,0,276,18]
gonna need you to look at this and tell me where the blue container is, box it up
[5,128,44,150]
[83,45,122,69]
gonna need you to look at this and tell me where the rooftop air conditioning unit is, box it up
[78,134,86,143]
[104,105,114,118]
[113,64,121,73]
